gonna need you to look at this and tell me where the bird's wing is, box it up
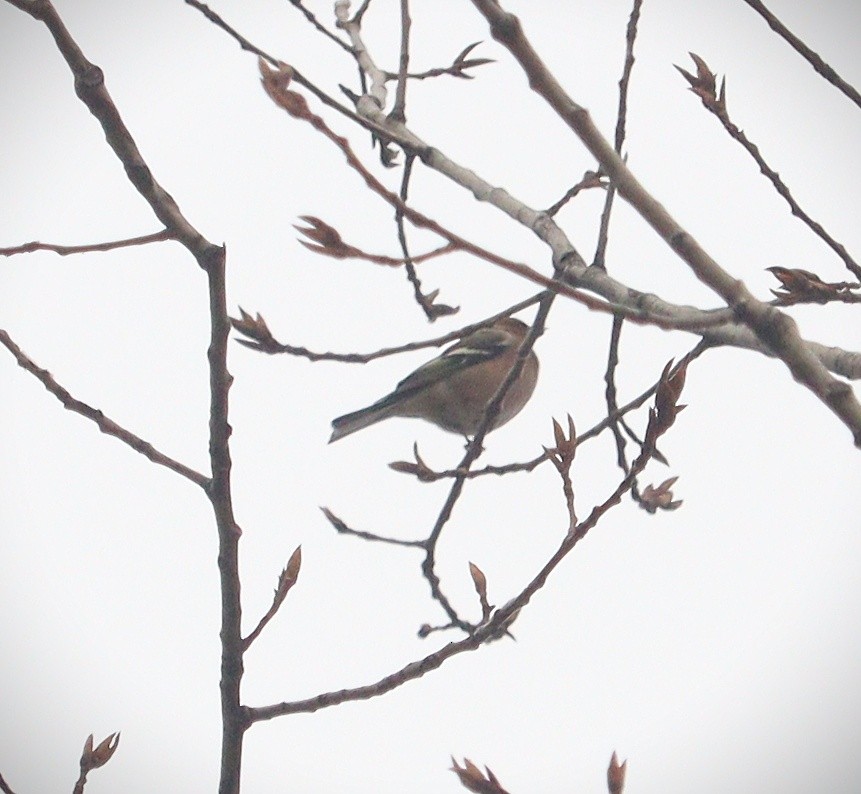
[392,327,511,395]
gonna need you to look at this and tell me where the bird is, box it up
[329,316,539,443]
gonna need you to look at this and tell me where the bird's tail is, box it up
[329,402,394,443]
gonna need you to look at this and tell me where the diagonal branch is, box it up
[740,0,861,110]
[285,0,352,53]
[470,0,861,447]
[250,357,686,723]
[187,1,860,379]
[676,53,860,280]
[0,329,209,489]
[0,771,17,794]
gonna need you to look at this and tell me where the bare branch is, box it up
[285,0,352,53]
[0,229,174,257]
[544,168,606,217]
[676,53,861,280]
[0,771,18,794]
[385,42,495,81]
[740,0,861,110]
[320,507,426,548]
[470,0,861,447]
[231,296,540,359]
[593,0,642,270]
[0,329,209,489]
[395,156,459,319]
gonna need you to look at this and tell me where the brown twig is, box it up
[250,358,687,723]
[258,61,736,333]
[597,0,644,499]
[285,0,352,53]
[740,0,861,110]
[593,0,641,270]
[470,0,861,447]
[7,4,247,790]
[320,507,426,548]
[395,156,459,320]
[676,53,861,281]
[544,169,606,217]
[384,42,495,82]
[294,214,455,267]
[0,771,17,794]
[0,329,209,489]
[0,229,174,257]
[419,294,554,630]
[231,294,541,359]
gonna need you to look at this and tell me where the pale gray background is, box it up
[2,1,860,792]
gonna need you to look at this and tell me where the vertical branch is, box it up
[421,291,555,628]
[740,0,861,110]
[391,0,411,123]
[598,0,643,483]
[205,247,249,794]
[3,2,253,788]
[592,0,642,270]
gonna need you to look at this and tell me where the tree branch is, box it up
[470,0,861,447]
[0,329,209,489]
[740,0,861,110]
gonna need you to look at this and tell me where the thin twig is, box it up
[0,329,209,489]
[285,0,352,53]
[390,0,410,123]
[593,0,642,270]
[242,547,302,650]
[394,156,457,320]
[544,169,606,217]
[232,294,541,359]
[600,1,643,495]
[470,0,861,446]
[419,294,554,630]
[740,0,861,110]
[677,54,860,280]
[185,0,857,365]
[320,507,426,548]
[0,229,174,257]
[250,357,685,722]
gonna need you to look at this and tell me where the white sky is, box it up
[2,1,860,792]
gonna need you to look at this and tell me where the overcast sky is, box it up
[2,1,860,792]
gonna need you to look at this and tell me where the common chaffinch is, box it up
[329,317,539,442]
